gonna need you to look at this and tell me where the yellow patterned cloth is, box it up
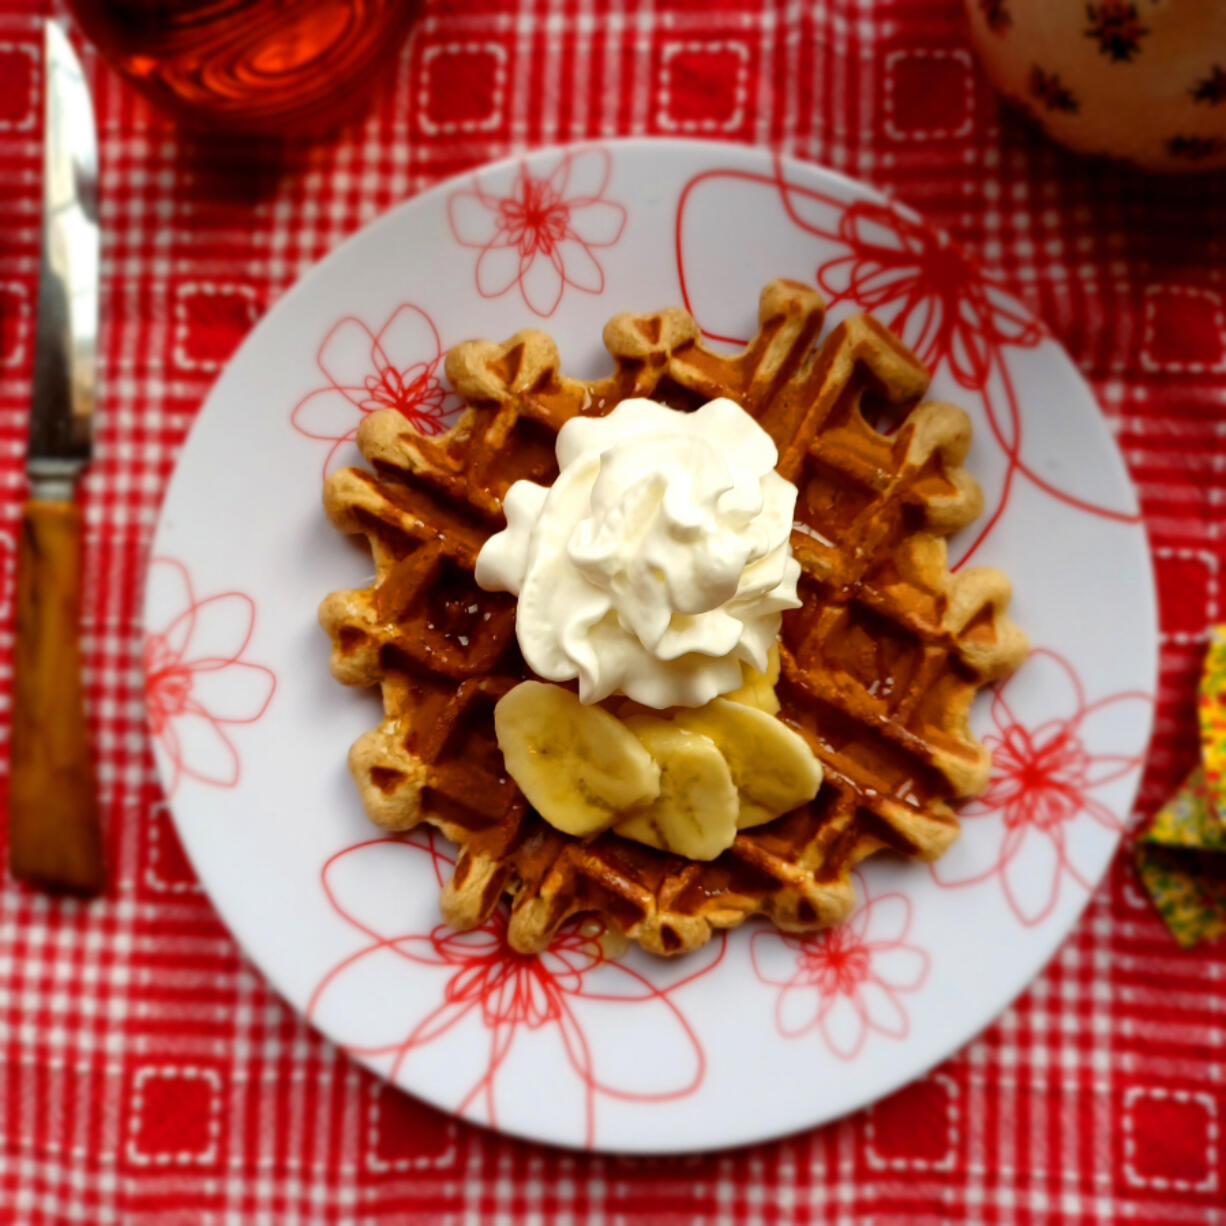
[1135,627,1226,947]
[1198,624,1226,812]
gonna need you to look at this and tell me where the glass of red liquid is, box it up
[67,0,418,135]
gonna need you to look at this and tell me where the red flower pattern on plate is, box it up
[815,198,1044,393]
[144,557,276,796]
[307,831,722,1146]
[291,303,459,475]
[674,161,1143,572]
[749,876,929,1061]
[931,649,1151,926]
[447,146,627,318]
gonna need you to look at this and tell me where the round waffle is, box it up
[319,279,1027,956]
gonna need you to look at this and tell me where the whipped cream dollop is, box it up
[475,397,802,708]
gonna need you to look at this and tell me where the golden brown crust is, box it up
[320,279,1028,956]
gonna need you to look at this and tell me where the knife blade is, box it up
[8,21,104,895]
[30,19,97,489]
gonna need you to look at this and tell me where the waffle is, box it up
[320,279,1027,956]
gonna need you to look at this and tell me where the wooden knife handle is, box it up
[8,499,104,895]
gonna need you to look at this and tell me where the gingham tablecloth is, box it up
[2,1,1224,1222]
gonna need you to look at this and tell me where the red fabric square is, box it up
[144,800,201,893]
[659,42,749,131]
[173,284,260,372]
[421,43,508,133]
[0,46,34,128]
[1153,551,1214,641]
[1124,1088,1217,1190]
[1143,287,1226,372]
[126,1067,222,1167]
[367,1085,456,1171]
[884,49,973,140]
[0,282,29,368]
[868,1075,957,1169]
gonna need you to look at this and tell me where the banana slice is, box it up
[675,698,822,829]
[723,644,781,714]
[494,681,660,837]
[614,716,739,860]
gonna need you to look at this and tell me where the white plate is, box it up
[145,139,1157,1153]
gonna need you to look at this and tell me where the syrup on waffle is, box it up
[320,279,1027,956]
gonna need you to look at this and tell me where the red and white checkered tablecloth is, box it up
[2,0,1225,1222]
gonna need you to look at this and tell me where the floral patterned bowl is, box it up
[967,0,1226,172]
[145,139,1156,1153]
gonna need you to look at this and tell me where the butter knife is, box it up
[8,21,103,894]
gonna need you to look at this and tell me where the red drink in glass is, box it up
[67,0,417,134]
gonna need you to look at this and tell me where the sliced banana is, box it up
[494,681,660,837]
[675,697,822,829]
[723,644,781,714]
[614,715,739,860]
